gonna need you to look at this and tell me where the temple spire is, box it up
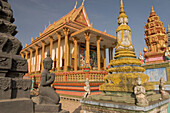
[120,0,125,14]
[150,6,156,17]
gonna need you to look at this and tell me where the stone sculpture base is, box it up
[81,99,169,113]
[81,91,169,113]
[35,104,69,113]
[0,98,33,113]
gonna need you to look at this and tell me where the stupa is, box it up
[81,0,169,112]
[144,6,168,64]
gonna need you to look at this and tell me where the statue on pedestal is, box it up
[83,78,90,98]
[159,77,169,99]
[134,76,149,107]
[39,51,60,104]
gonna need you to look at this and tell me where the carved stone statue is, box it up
[134,76,149,107]
[159,77,169,99]
[83,78,90,98]
[0,1,33,113]
[39,51,60,104]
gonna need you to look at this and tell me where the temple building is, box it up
[20,1,116,97]
[142,6,170,89]
[20,1,116,73]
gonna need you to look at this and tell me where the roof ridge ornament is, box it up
[74,1,77,9]
[82,0,85,6]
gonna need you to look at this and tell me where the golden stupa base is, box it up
[99,73,155,92]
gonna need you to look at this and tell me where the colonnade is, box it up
[20,27,114,73]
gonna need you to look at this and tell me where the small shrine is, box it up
[143,6,168,64]
[142,6,170,88]
[81,0,169,112]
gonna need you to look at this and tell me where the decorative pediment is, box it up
[75,10,88,26]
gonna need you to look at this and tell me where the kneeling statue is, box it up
[134,76,148,107]
[39,51,60,104]
[159,77,169,99]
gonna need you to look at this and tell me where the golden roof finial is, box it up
[150,6,156,17]
[31,37,33,42]
[49,21,51,25]
[25,43,27,47]
[104,29,106,33]
[90,22,93,27]
[45,25,47,29]
[82,0,85,6]
[74,1,77,9]
[151,6,154,13]
[120,0,125,14]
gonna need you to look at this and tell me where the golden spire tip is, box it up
[120,0,125,13]
[82,0,85,5]
[151,6,154,12]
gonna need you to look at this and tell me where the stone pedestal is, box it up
[81,98,169,113]
[0,98,33,113]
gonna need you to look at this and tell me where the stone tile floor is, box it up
[60,99,82,113]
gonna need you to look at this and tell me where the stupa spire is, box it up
[115,0,134,55]
[120,0,125,14]
[150,6,157,17]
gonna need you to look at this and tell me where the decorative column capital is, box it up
[84,32,91,41]
[96,36,101,42]
[34,44,39,50]
[63,27,70,35]
[72,37,78,43]
[48,36,53,41]
[29,48,33,52]
[56,32,61,36]
[41,40,46,46]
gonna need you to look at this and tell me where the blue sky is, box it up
[8,0,170,66]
